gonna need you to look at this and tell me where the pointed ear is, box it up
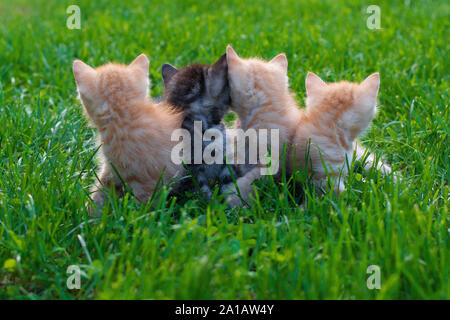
[73,59,96,85]
[161,63,178,87]
[207,53,228,97]
[305,72,327,96]
[211,53,227,75]
[360,72,380,98]
[130,54,149,74]
[269,53,287,74]
[226,45,240,64]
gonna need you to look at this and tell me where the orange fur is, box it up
[226,46,392,206]
[73,54,184,215]
[289,72,392,193]
[225,46,302,206]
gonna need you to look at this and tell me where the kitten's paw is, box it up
[392,173,402,183]
[87,192,105,217]
[86,202,102,217]
[200,185,212,201]
[379,163,392,175]
[225,193,244,208]
[223,184,249,207]
[383,165,402,183]
[202,191,213,201]
[375,163,402,183]
[220,183,234,195]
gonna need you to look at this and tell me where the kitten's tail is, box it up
[353,141,400,182]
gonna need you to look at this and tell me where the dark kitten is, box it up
[162,54,238,199]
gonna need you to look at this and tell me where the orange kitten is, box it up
[289,72,393,193]
[226,45,392,206]
[73,54,184,215]
[225,45,302,206]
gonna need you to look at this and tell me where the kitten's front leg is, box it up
[218,164,239,194]
[225,166,262,207]
[88,163,123,216]
[195,166,213,200]
[185,165,212,200]
[354,141,398,181]
[313,174,346,195]
[128,181,155,205]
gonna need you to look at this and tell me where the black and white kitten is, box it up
[162,54,238,199]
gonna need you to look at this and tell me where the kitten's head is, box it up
[226,45,289,115]
[161,54,230,125]
[73,54,150,125]
[305,72,380,138]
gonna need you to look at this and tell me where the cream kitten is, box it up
[225,45,393,206]
[225,45,303,206]
[73,54,184,215]
[288,72,393,193]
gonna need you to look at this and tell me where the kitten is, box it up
[225,45,392,206]
[73,54,184,215]
[288,72,393,192]
[225,45,302,206]
[161,54,238,199]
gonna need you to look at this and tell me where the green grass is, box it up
[0,0,448,299]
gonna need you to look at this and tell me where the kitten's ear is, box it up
[305,72,327,96]
[130,54,149,75]
[207,53,228,97]
[161,63,178,86]
[226,45,240,64]
[269,53,288,74]
[360,72,380,98]
[73,59,96,86]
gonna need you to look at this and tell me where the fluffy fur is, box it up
[73,54,184,215]
[161,54,239,199]
[225,45,302,206]
[225,45,392,206]
[289,72,392,192]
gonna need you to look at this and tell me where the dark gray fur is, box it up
[162,54,239,199]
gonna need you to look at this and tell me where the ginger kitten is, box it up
[225,45,392,206]
[73,54,184,215]
[289,72,393,193]
[225,45,303,206]
[161,54,239,199]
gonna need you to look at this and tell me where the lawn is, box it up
[0,0,448,299]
